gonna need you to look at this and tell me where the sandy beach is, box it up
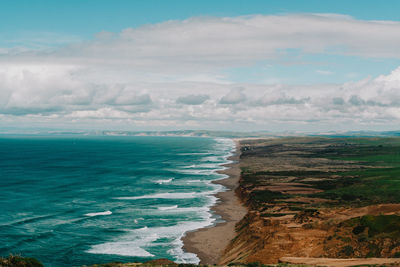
[182,140,247,265]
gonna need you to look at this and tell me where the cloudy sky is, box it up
[1,0,400,132]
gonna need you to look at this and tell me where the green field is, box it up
[310,138,400,205]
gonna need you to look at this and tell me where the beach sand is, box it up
[182,140,247,265]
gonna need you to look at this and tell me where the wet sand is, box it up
[182,140,247,265]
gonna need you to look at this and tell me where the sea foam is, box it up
[155,178,173,184]
[84,211,112,217]
[89,138,236,263]
[157,205,178,211]
[115,192,197,200]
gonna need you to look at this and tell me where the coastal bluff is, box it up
[218,137,400,266]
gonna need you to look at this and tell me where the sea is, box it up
[0,136,235,266]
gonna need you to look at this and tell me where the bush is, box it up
[341,245,354,256]
[246,262,266,267]
[352,225,366,235]
[251,190,287,204]
[0,255,43,267]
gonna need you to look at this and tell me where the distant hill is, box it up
[2,129,400,138]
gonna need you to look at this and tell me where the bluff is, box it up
[219,137,400,265]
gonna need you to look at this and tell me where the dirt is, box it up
[218,138,400,265]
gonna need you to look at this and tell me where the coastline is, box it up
[182,139,247,265]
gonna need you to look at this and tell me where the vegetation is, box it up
[233,137,400,262]
[0,255,43,267]
[313,138,400,205]
[342,215,400,239]
[248,190,288,207]
[240,137,400,207]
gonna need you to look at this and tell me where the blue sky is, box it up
[1,1,400,132]
[2,0,400,40]
[2,0,400,36]
[2,0,400,83]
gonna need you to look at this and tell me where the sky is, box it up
[1,0,400,132]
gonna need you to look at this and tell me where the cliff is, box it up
[219,137,400,266]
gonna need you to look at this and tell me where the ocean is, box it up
[0,136,235,266]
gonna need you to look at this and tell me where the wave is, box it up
[84,210,112,217]
[186,179,201,183]
[200,155,225,162]
[134,218,143,224]
[88,242,154,257]
[116,184,224,201]
[115,192,197,200]
[154,178,173,184]
[158,205,178,211]
[173,168,219,176]
[177,152,211,156]
[3,213,59,227]
[89,138,236,263]
[87,238,156,257]
[88,210,216,263]
[156,206,209,214]
[182,163,224,169]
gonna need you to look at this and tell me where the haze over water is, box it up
[0,136,234,266]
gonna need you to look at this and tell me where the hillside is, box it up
[220,137,400,265]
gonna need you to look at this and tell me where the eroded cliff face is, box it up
[220,203,400,265]
[219,138,400,265]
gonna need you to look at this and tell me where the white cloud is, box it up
[5,14,400,71]
[176,94,210,105]
[1,62,400,131]
[219,87,247,104]
[2,14,400,131]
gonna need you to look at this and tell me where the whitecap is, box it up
[158,205,178,211]
[177,152,210,156]
[88,219,215,262]
[154,178,173,184]
[115,192,197,200]
[84,210,112,217]
[182,163,223,169]
[87,241,155,257]
[186,179,201,183]
[133,218,144,224]
[90,138,237,263]
[156,206,209,214]
[173,168,216,175]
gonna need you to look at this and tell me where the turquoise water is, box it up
[0,136,234,266]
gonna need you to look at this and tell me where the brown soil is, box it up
[218,138,400,265]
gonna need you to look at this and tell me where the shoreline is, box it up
[182,139,247,265]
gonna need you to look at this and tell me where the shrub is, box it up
[341,245,354,256]
[246,262,266,267]
[352,225,366,235]
[0,255,43,267]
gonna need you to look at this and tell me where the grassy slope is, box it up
[234,137,400,260]
[312,138,400,205]
[242,137,400,206]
